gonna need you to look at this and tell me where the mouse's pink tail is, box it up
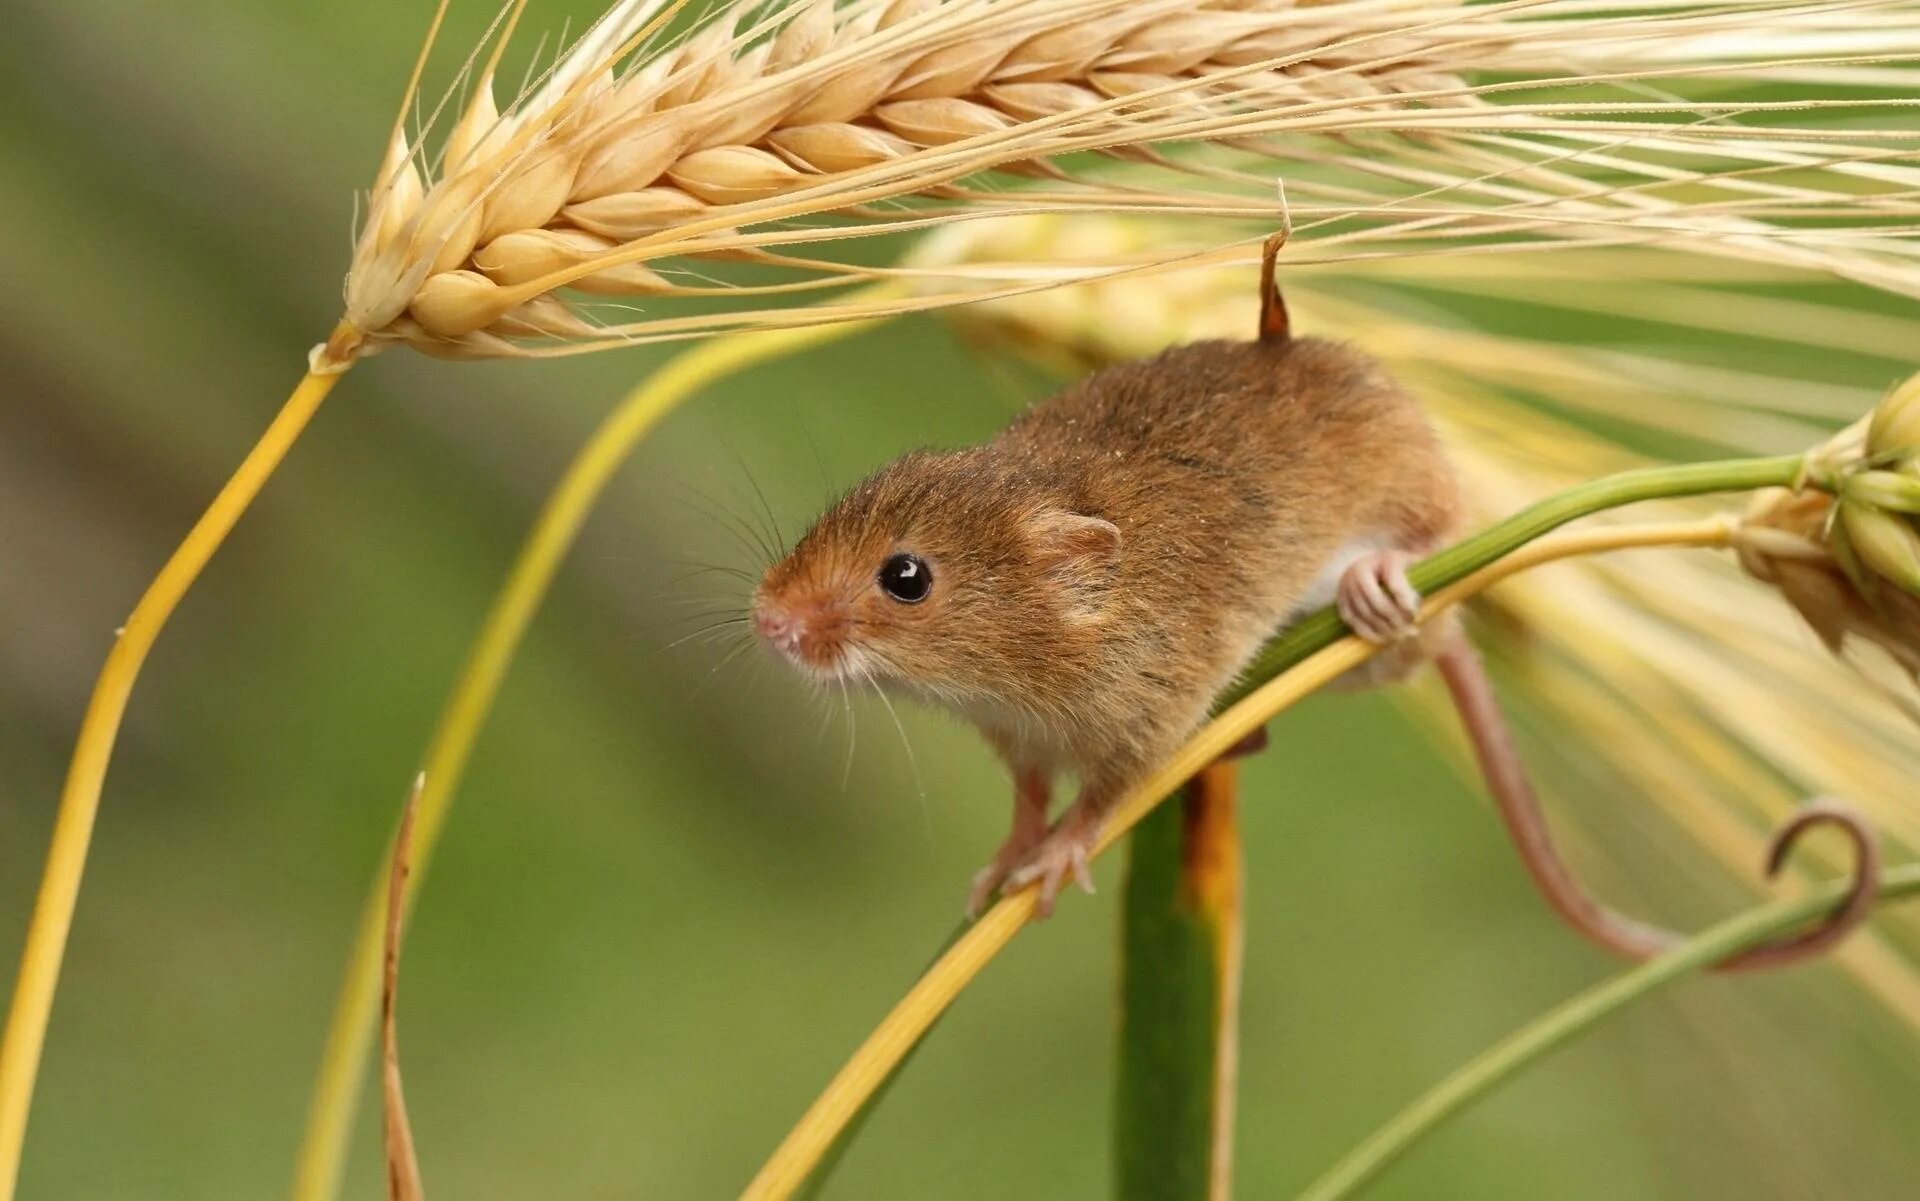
[1432,637,1878,972]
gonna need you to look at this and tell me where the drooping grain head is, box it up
[326,0,1920,366]
[1737,376,1920,679]
[1739,487,1920,682]
[334,0,1462,361]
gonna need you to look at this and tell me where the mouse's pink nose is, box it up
[754,599,802,648]
[755,592,849,673]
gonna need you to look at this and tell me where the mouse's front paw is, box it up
[1005,820,1099,919]
[1337,548,1421,644]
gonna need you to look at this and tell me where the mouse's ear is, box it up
[1025,509,1121,575]
[1027,510,1120,621]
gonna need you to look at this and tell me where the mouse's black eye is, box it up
[877,553,932,603]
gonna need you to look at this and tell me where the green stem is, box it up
[1116,764,1244,1201]
[1226,454,1805,705]
[1292,866,1920,1201]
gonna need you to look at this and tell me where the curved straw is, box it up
[1293,862,1920,1201]
[740,514,1872,1201]
[0,1,455,1187]
[0,363,344,1201]
[291,286,905,1201]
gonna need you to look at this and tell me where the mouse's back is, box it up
[994,336,1460,596]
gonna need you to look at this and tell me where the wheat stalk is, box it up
[7,5,1914,1198]
[330,0,1920,363]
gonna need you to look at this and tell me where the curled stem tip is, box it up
[1727,801,1880,972]
[1293,863,1920,1201]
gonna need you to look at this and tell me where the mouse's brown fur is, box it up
[754,324,1879,966]
[757,335,1462,911]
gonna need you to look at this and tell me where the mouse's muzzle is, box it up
[752,589,854,678]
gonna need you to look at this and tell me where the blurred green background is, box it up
[2,2,1916,1198]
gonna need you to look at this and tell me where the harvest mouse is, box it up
[753,234,1875,968]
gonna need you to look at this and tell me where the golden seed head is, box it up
[1841,470,1920,516]
[331,0,1920,361]
[1788,373,1920,601]
[1868,371,1920,464]
[1839,500,1920,596]
[1738,488,1920,678]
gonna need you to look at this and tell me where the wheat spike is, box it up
[328,0,1920,363]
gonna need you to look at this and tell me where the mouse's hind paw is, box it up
[1337,548,1422,644]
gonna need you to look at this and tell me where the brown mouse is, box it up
[753,235,1875,968]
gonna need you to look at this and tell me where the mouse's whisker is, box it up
[811,679,838,743]
[792,407,833,509]
[837,674,857,791]
[861,665,932,842]
[658,605,753,625]
[712,429,788,562]
[736,447,789,562]
[653,605,750,628]
[690,634,757,701]
[654,632,746,659]
[676,485,781,571]
[664,560,762,587]
[654,586,751,604]
[656,615,752,654]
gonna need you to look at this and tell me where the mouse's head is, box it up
[752,449,1121,700]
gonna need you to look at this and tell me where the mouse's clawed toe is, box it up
[967,859,1025,920]
[964,865,1002,921]
[1337,548,1421,644]
[1006,819,1100,919]
[968,768,1055,918]
[967,831,1046,918]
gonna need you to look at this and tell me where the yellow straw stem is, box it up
[0,363,343,1201]
[740,516,1736,1201]
[291,286,905,1201]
